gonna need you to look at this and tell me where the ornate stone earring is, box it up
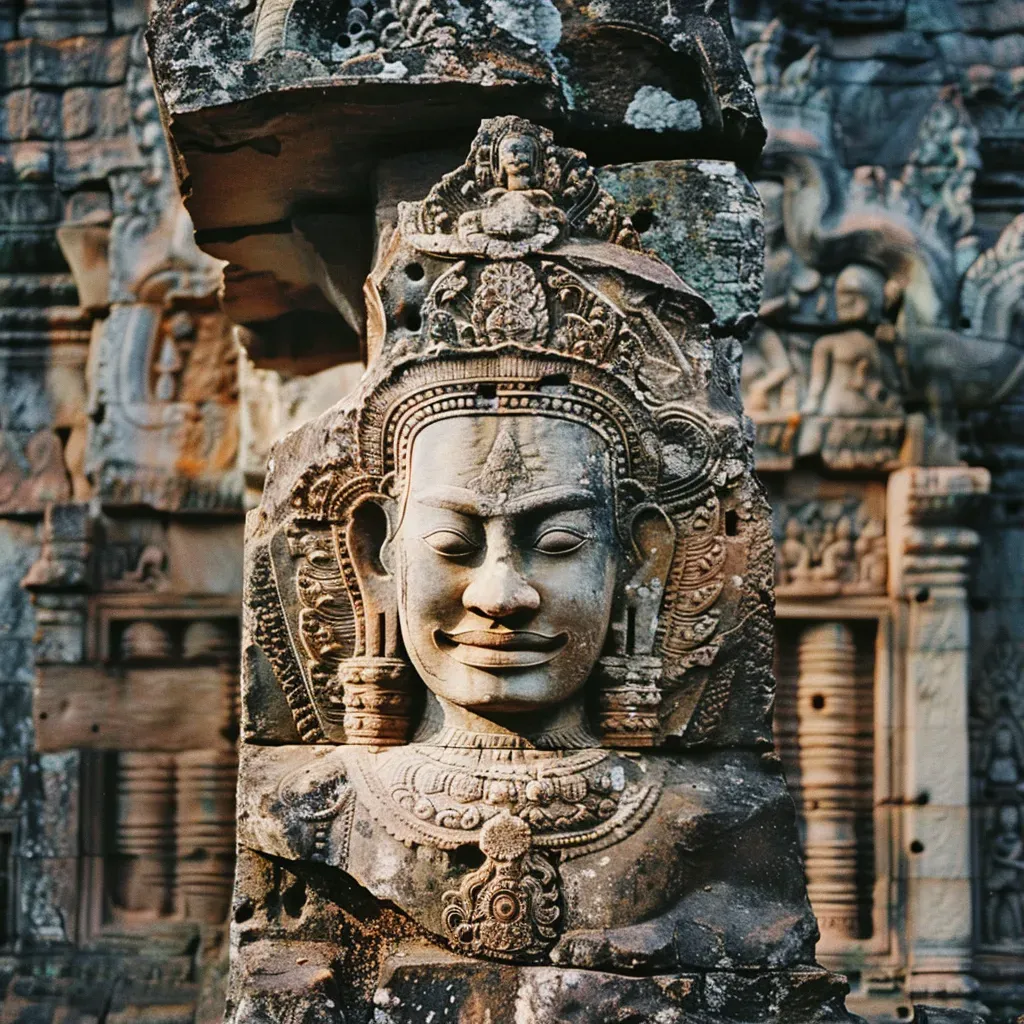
[597,506,676,748]
[340,495,416,746]
[597,652,663,748]
[336,655,415,746]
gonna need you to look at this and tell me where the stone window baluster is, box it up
[114,752,175,916]
[175,749,237,924]
[796,621,873,943]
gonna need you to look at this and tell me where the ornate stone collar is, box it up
[421,724,600,750]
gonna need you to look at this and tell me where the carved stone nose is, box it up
[462,559,540,619]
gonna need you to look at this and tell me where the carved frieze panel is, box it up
[773,495,888,598]
[741,29,1024,472]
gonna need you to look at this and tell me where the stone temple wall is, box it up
[0,0,1019,1022]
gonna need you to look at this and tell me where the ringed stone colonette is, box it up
[0,0,1023,1021]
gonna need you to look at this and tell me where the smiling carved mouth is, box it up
[434,628,568,669]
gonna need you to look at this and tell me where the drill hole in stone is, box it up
[283,880,307,917]
[914,587,930,603]
[811,694,826,711]
[234,900,254,923]
[405,262,425,281]
[909,840,924,855]
[631,208,655,233]
[404,308,422,332]
[725,509,739,536]
[451,844,485,870]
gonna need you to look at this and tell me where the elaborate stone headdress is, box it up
[245,117,776,752]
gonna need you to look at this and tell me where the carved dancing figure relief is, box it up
[779,516,812,582]
[985,804,1024,944]
[853,517,887,589]
[972,641,1024,951]
[984,724,1024,792]
[743,323,798,413]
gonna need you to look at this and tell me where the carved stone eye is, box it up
[423,529,478,557]
[533,528,588,555]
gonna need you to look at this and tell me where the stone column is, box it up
[176,749,237,924]
[796,621,870,945]
[888,467,990,1009]
[115,752,175,916]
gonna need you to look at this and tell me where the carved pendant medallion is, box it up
[441,811,561,961]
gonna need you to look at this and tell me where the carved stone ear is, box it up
[346,494,399,659]
[623,505,676,658]
[340,494,415,746]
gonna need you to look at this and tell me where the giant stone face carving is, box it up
[393,414,621,719]
[233,116,856,1023]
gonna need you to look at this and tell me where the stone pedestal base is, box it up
[232,942,860,1024]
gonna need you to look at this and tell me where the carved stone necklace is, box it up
[343,742,664,962]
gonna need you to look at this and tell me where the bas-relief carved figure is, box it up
[741,30,1024,472]
[973,638,1024,951]
[233,117,853,1023]
[985,804,1024,944]
[774,500,887,597]
[801,266,900,420]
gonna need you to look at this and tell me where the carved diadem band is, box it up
[357,351,662,508]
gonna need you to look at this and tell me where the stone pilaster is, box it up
[888,467,990,1009]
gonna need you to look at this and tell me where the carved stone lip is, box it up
[434,629,567,669]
